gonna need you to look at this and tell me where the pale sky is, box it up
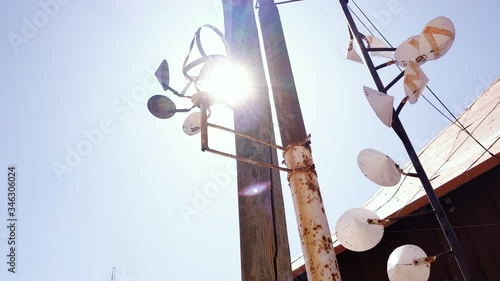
[1,0,499,281]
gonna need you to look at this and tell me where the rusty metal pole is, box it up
[222,1,293,281]
[258,1,342,280]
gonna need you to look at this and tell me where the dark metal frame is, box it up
[339,1,475,280]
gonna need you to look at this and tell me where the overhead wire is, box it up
[350,0,393,47]
[425,86,500,160]
[347,5,374,36]
[373,175,406,213]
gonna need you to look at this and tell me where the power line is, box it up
[425,86,500,159]
[347,5,373,36]
[350,0,393,47]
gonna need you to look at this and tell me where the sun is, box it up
[198,58,253,107]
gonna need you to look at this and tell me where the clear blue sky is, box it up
[1,0,499,280]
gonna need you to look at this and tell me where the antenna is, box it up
[110,267,116,281]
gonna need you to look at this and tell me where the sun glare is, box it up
[199,60,253,107]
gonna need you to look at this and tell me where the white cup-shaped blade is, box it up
[335,208,384,252]
[404,60,429,104]
[363,86,394,127]
[183,112,201,136]
[419,16,455,61]
[347,39,363,64]
[357,148,401,187]
[154,59,171,91]
[394,36,426,67]
[366,35,393,58]
[387,244,430,281]
[147,95,176,119]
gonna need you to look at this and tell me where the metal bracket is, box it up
[255,0,303,9]
[199,103,292,172]
[367,210,436,226]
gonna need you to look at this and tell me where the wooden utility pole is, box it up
[222,1,293,281]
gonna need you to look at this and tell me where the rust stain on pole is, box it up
[259,0,342,280]
[283,139,341,281]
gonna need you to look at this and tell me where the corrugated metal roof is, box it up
[292,77,500,277]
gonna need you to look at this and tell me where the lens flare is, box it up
[198,59,253,107]
[239,182,269,196]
